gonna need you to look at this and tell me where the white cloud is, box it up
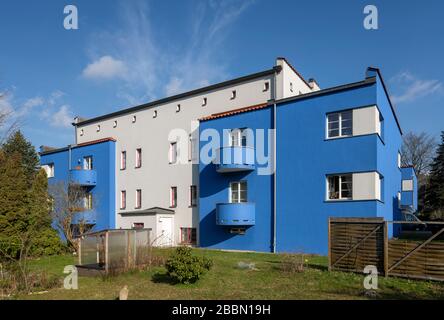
[83,0,255,104]
[390,71,443,104]
[82,55,128,80]
[51,105,74,128]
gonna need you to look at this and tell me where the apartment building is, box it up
[198,67,418,255]
[40,57,321,246]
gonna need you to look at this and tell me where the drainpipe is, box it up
[272,68,279,253]
[68,144,72,171]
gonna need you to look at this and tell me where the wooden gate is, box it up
[328,217,444,281]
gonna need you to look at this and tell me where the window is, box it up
[120,190,126,209]
[231,90,237,100]
[176,104,181,113]
[230,181,247,203]
[229,128,247,147]
[397,192,401,208]
[170,187,177,208]
[202,97,207,106]
[327,110,353,138]
[96,125,101,132]
[398,152,402,168]
[189,185,197,207]
[84,193,93,210]
[133,222,144,229]
[153,110,157,118]
[290,82,293,92]
[132,115,137,123]
[80,129,84,136]
[120,151,127,170]
[180,228,197,244]
[135,189,142,209]
[230,228,246,235]
[113,121,117,128]
[135,148,142,168]
[83,156,93,170]
[43,163,55,178]
[169,142,177,164]
[188,134,197,162]
[263,82,270,92]
[327,174,353,200]
[402,180,414,191]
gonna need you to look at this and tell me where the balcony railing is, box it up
[69,169,97,186]
[216,202,255,226]
[215,146,255,173]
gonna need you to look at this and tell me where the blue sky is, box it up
[0,0,443,149]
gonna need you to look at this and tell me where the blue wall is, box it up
[199,108,274,252]
[401,166,418,211]
[199,69,404,255]
[40,140,116,233]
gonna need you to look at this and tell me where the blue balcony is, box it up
[69,169,97,186]
[72,210,97,224]
[215,146,255,173]
[216,203,255,226]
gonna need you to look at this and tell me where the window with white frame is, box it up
[120,190,126,209]
[327,174,353,200]
[169,142,178,164]
[402,180,414,191]
[229,128,247,147]
[189,185,197,207]
[398,152,402,168]
[83,156,93,170]
[43,163,55,178]
[135,189,142,209]
[120,151,127,170]
[84,193,93,210]
[170,186,177,208]
[135,148,142,168]
[397,191,401,208]
[230,181,247,203]
[327,110,353,138]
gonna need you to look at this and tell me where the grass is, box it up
[14,248,444,300]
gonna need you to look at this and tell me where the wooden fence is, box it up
[328,217,444,281]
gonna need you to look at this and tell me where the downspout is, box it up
[272,67,279,253]
[68,144,72,170]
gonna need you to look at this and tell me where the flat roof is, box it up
[74,66,281,127]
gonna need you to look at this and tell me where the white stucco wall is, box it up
[352,105,381,137]
[352,172,381,201]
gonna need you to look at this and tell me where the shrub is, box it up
[30,228,67,257]
[165,247,212,284]
[280,253,306,274]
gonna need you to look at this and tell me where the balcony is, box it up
[215,146,255,173]
[69,169,97,186]
[216,203,255,226]
[71,210,96,224]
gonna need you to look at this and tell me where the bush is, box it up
[30,228,66,257]
[165,247,213,284]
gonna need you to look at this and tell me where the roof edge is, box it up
[39,137,116,156]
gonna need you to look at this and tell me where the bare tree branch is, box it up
[401,131,437,177]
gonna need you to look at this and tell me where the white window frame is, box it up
[229,128,247,147]
[120,190,126,209]
[83,156,93,170]
[135,148,142,168]
[229,181,247,203]
[402,180,414,192]
[43,163,55,178]
[327,174,353,200]
[120,151,127,170]
[170,186,177,208]
[169,142,177,164]
[326,110,353,139]
[189,185,197,207]
[84,193,93,210]
[135,189,142,209]
[398,152,402,169]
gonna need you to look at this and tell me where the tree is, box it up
[425,131,444,214]
[49,181,96,251]
[401,132,436,177]
[2,130,40,184]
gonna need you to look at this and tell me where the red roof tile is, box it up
[76,137,117,147]
[199,103,270,122]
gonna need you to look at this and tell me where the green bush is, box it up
[165,247,213,284]
[30,228,67,257]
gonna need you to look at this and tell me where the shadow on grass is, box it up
[151,271,177,285]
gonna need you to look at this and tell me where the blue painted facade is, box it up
[199,68,415,255]
[401,166,418,211]
[40,139,116,233]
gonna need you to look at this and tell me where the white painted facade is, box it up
[73,58,319,246]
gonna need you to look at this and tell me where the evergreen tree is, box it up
[1,130,39,184]
[425,131,444,213]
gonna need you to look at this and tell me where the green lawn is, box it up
[18,249,444,300]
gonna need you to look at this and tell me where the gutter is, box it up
[272,69,278,253]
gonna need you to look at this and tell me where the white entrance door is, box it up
[157,216,173,247]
